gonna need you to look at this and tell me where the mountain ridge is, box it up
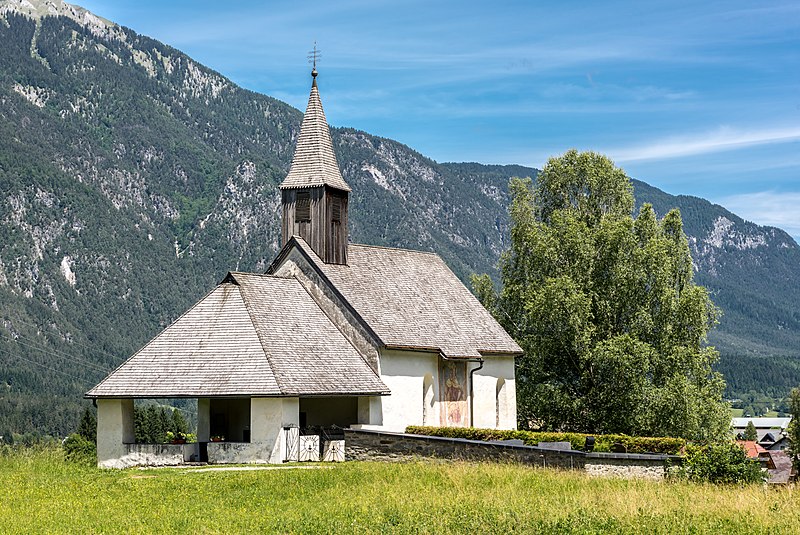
[0,3,798,436]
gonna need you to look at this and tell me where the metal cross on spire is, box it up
[307,42,321,78]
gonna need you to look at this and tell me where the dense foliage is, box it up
[406,425,686,455]
[134,405,190,444]
[788,388,800,472]
[720,355,800,416]
[674,443,764,484]
[476,150,729,440]
[61,433,95,464]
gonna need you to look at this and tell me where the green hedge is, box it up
[405,426,686,455]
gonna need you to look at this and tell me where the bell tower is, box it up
[280,60,350,265]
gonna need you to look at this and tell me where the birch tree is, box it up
[476,149,729,440]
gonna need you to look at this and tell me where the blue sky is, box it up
[79,0,800,241]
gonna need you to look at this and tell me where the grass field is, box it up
[1,448,798,534]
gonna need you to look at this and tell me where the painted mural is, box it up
[439,359,468,427]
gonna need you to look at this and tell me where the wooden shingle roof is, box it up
[86,274,387,398]
[279,76,350,192]
[287,238,523,359]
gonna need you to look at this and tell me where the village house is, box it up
[86,68,522,468]
[732,417,792,450]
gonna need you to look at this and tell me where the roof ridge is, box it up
[291,273,387,387]
[229,271,285,280]
[348,242,440,257]
[282,237,386,347]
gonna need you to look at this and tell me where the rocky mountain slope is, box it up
[0,1,798,435]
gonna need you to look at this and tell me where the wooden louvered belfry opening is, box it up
[296,190,311,222]
[281,186,349,265]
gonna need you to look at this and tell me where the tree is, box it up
[677,443,764,484]
[171,407,188,435]
[156,407,172,442]
[743,420,758,442]
[476,149,729,441]
[788,388,800,471]
[76,406,97,444]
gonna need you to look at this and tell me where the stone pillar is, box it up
[250,397,299,464]
[96,398,134,468]
[197,398,210,442]
[355,396,383,428]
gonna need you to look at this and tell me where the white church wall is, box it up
[354,351,517,432]
[96,398,135,468]
[471,356,517,430]
[373,349,439,432]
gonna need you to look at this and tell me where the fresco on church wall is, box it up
[439,360,468,427]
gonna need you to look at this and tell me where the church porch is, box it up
[96,397,301,468]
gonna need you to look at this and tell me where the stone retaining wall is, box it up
[344,429,679,479]
[585,453,674,480]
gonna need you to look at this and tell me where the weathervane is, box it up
[308,42,321,78]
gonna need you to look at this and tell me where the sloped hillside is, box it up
[0,1,798,435]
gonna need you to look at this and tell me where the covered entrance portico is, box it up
[95,394,377,468]
[96,396,299,468]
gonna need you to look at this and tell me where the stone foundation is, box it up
[585,454,672,480]
[99,444,186,469]
[207,441,275,464]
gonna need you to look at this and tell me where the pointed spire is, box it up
[280,66,350,192]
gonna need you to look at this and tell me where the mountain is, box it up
[1,1,798,436]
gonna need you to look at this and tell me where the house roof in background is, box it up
[731,417,791,430]
[737,440,766,459]
[86,274,387,398]
[766,450,794,484]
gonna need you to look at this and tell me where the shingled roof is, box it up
[282,238,523,359]
[86,273,388,398]
[279,73,350,192]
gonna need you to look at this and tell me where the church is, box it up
[87,67,522,468]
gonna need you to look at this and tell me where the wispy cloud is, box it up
[718,191,800,243]
[611,126,800,162]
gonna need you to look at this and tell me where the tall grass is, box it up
[0,447,797,534]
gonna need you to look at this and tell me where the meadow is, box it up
[1,448,798,534]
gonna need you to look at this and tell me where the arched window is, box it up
[422,374,434,426]
[495,378,506,429]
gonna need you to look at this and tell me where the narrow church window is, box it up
[296,191,311,222]
[331,197,342,222]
